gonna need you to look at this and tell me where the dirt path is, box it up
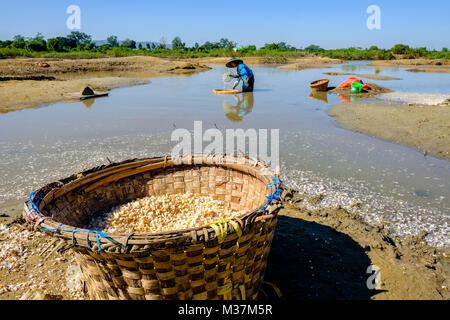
[329,102,450,161]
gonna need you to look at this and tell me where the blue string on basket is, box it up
[25,192,48,218]
[40,225,121,252]
[24,192,122,251]
[257,176,282,212]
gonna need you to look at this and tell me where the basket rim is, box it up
[24,154,283,252]
[309,78,329,87]
[212,89,242,95]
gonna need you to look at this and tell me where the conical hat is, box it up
[226,57,244,68]
[82,86,95,96]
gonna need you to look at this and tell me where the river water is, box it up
[0,61,449,247]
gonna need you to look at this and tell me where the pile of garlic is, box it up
[0,223,42,272]
[89,193,246,233]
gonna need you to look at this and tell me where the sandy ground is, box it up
[0,56,210,78]
[380,92,450,106]
[367,59,450,74]
[324,72,401,80]
[328,83,394,98]
[179,56,344,68]
[329,102,450,160]
[0,56,211,112]
[0,188,448,300]
[266,189,449,300]
[278,57,345,70]
[0,77,150,113]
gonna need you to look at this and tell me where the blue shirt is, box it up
[236,63,253,83]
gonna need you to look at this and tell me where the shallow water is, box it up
[0,62,449,247]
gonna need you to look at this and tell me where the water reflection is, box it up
[309,91,328,103]
[82,98,96,108]
[340,64,360,73]
[337,94,369,103]
[222,92,254,122]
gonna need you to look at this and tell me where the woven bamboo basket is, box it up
[309,79,329,92]
[23,154,284,300]
[212,89,242,95]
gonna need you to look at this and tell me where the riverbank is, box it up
[0,56,346,113]
[0,56,211,112]
[329,102,450,161]
[368,59,450,74]
[0,189,448,300]
[176,56,344,68]
[324,72,401,81]
[278,57,345,70]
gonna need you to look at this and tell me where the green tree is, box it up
[262,42,293,51]
[46,37,76,52]
[26,40,47,52]
[67,31,92,45]
[84,43,96,51]
[106,35,119,47]
[414,47,428,57]
[391,44,410,55]
[305,44,323,52]
[13,35,25,42]
[46,38,60,51]
[218,38,236,49]
[158,37,167,49]
[202,41,220,50]
[122,38,136,49]
[172,37,185,50]
[0,40,12,48]
[98,44,112,52]
[32,33,45,41]
[146,43,151,50]
[46,38,58,51]
[11,40,26,49]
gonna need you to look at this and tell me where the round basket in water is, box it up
[24,154,284,300]
[309,79,329,92]
[212,89,242,95]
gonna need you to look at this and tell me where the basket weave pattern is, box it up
[309,79,329,92]
[24,155,283,300]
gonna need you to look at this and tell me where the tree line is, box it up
[0,32,448,60]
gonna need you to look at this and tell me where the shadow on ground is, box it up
[264,215,383,300]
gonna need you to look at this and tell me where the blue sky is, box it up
[1,0,449,49]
